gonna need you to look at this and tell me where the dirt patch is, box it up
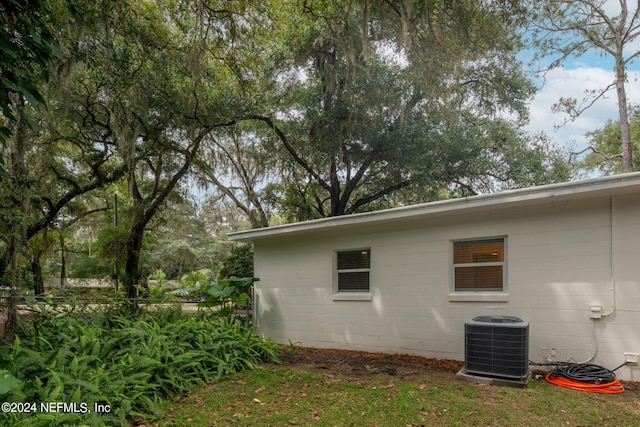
[277,346,640,392]
[277,346,463,378]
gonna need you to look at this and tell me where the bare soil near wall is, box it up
[278,346,464,378]
[277,346,640,391]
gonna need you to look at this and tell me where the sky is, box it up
[521,2,640,164]
[524,54,640,156]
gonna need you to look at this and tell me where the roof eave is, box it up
[229,172,640,243]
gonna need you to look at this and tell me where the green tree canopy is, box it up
[0,0,83,172]
[576,108,640,175]
[236,0,570,220]
[50,0,279,307]
[0,1,577,323]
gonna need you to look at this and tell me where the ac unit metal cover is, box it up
[465,316,529,380]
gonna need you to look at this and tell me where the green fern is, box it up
[2,302,279,426]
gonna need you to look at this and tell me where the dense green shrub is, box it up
[217,244,253,279]
[67,253,113,279]
[0,304,279,426]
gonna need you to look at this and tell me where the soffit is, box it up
[229,173,640,243]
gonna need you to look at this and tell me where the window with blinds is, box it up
[453,238,505,291]
[336,249,370,292]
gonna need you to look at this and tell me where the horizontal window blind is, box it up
[454,239,504,264]
[455,266,503,291]
[337,250,370,270]
[338,272,370,292]
[453,238,505,291]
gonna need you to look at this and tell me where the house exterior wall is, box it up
[252,194,640,381]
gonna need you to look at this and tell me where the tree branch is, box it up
[60,206,110,229]
[240,114,332,192]
[346,179,412,214]
[569,146,623,164]
[552,81,617,124]
[26,165,127,241]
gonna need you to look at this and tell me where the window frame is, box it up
[451,237,507,293]
[333,248,372,300]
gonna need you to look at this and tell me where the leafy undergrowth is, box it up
[149,346,640,427]
[0,304,279,426]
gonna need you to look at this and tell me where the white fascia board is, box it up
[229,172,640,243]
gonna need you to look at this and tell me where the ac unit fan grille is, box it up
[465,316,529,380]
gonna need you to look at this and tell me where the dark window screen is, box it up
[337,249,370,292]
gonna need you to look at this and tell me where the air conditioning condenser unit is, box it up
[465,315,529,380]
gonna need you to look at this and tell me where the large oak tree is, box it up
[236,0,570,220]
[59,0,275,307]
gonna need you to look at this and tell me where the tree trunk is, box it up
[329,157,344,216]
[118,128,209,311]
[31,255,45,296]
[2,240,19,341]
[0,256,8,287]
[123,222,145,311]
[3,105,29,341]
[3,243,20,341]
[59,232,66,287]
[615,57,633,172]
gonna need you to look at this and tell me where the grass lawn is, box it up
[142,347,640,427]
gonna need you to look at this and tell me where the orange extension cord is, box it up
[546,372,625,394]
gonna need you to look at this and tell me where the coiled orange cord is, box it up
[546,372,624,393]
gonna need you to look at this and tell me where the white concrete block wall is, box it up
[253,195,640,381]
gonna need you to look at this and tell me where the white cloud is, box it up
[526,66,640,152]
[523,1,640,152]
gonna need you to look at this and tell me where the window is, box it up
[336,249,370,293]
[453,238,505,292]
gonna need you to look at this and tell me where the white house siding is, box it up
[251,194,640,381]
